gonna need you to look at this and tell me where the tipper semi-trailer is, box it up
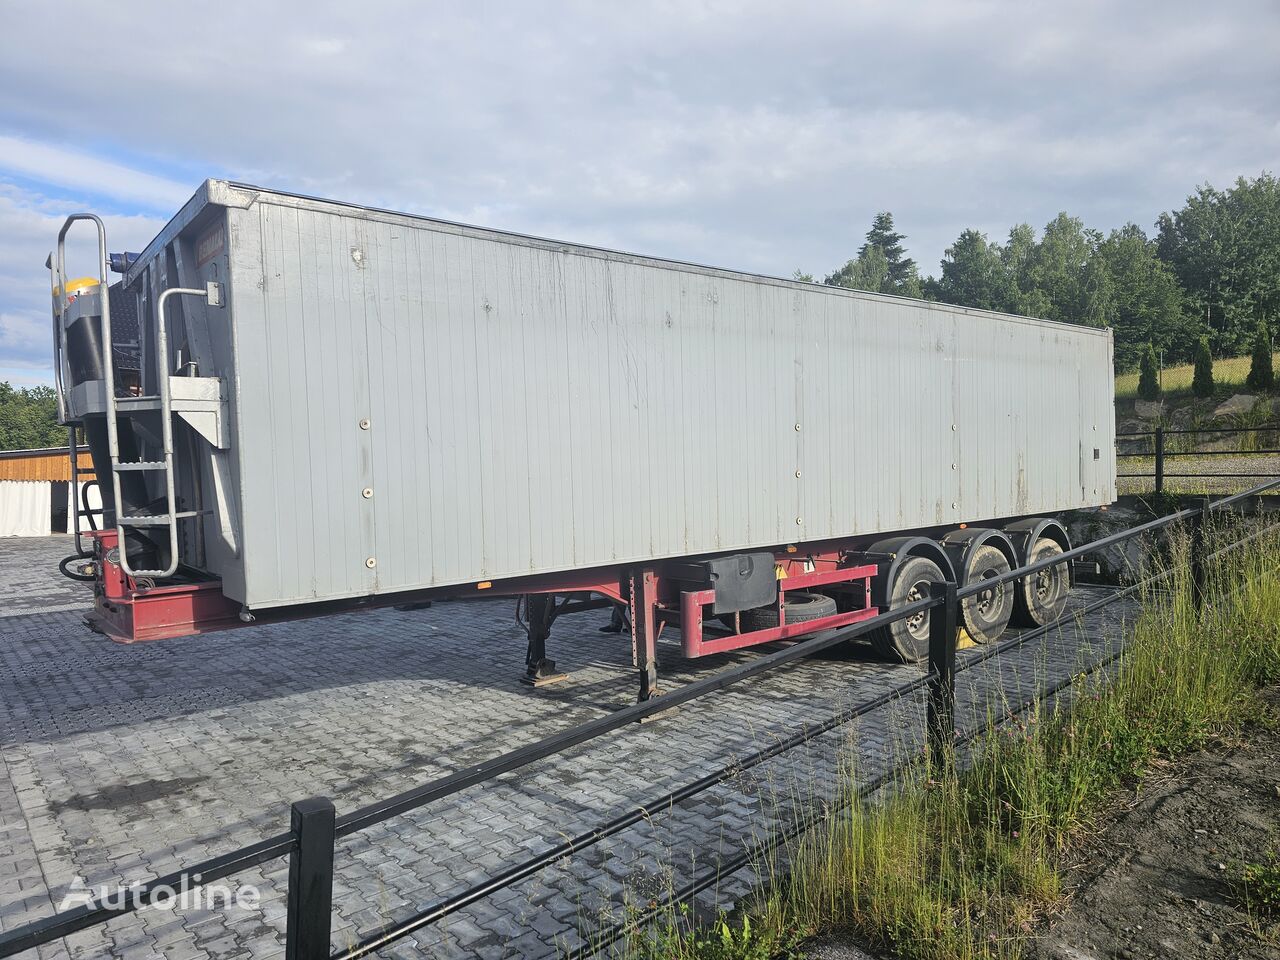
[48,181,1116,700]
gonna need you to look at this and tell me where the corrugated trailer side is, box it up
[202,184,1113,608]
[54,181,1112,686]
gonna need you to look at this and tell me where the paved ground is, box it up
[0,536,1139,959]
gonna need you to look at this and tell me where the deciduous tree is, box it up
[1096,224,1188,370]
[0,383,64,450]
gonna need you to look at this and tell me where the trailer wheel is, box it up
[959,544,1013,643]
[1013,538,1069,627]
[871,555,944,663]
[736,592,838,633]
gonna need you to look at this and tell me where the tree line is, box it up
[0,383,64,450]
[803,173,1279,373]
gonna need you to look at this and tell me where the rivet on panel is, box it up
[794,423,802,431]
[362,488,373,499]
[794,470,802,478]
[365,557,377,569]
[359,418,371,430]
[796,517,803,525]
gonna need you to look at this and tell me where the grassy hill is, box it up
[1115,352,1280,400]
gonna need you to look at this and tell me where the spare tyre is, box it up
[734,591,838,633]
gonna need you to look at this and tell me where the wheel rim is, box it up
[905,579,930,638]
[1034,567,1055,603]
[975,570,1005,617]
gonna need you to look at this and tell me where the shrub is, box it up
[1246,321,1275,392]
[1137,343,1161,401]
[1192,336,1215,398]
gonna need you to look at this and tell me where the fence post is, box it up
[1190,496,1210,613]
[1154,426,1165,494]
[286,797,336,960]
[926,580,958,767]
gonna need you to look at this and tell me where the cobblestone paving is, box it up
[0,537,93,616]
[0,536,1140,959]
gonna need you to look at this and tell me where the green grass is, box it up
[617,523,1280,960]
[1115,352,1280,400]
[1235,852,1280,922]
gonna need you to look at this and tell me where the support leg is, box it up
[522,594,568,687]
[630,570,660,702]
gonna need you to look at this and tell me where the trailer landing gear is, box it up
[632,570,660,703]
[521,594,568,688]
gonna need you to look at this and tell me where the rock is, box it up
[800,936,882,959]
[1212,393,1258,418]
[1133,400,1164,420]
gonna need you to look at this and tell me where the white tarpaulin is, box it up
[0,480,51,537]
[67,481,104,534]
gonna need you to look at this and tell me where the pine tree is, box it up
[1137,343,1161,401]
[1246,320,1275,392]
[1192,335,1215,398]
[859,212,917,288]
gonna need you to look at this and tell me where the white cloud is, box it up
[0,136,190,211]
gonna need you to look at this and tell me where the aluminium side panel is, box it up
[214,185,1114,609]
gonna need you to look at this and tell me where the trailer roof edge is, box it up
[125,178,1112,341]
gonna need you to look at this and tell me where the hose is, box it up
[58,554,96,583]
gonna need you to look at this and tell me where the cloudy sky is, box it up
[1,0,1277,385]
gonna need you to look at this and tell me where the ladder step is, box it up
[114,396,163,412]
[113,461,167,471]
[119,510,202,526]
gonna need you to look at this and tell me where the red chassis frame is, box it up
[87,530,242,642]
[83,530,880,698]
[668,561,879,658]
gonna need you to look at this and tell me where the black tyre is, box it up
[735,591,838,633]
[870,555,944,663]
[1012,537,1069,627]
[959,544,1013,643]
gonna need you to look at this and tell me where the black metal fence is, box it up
[2,479,1279,960]
[1118,425,1280,492]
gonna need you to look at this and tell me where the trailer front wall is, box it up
[218,189,1114,608]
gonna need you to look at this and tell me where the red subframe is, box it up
[672,562,879,657]
[83,529,882,656]
[85,530,241,643]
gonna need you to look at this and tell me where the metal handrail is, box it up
[1117,426,1280,437]
[1118,448,1280,458]
[56,215,117,546]
[116,286,210,580]
[0,832,295,956]
[332,593,938,837]
[954,477,1280,602]
[331,546,1159,959]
